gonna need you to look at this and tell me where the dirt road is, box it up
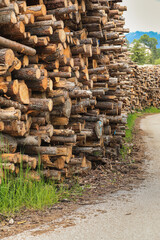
[3,114,160,240]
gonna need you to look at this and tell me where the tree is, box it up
[125,38,130,47]
[139,34,158,49]
[131,40,148,65]
[156,48,160,59]
[139,34,158,62]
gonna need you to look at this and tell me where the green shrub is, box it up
[154,58,160,65]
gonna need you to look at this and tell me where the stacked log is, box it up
[0,0,130,181]
[119,63,160,112]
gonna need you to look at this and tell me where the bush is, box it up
[154,58,160,65]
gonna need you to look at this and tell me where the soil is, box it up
[0,115,146,239]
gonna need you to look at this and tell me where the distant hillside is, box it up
[126,31,160,48]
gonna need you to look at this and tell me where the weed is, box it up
[0,157,83,215]
[125,107,160,142]
[121,107,160,159]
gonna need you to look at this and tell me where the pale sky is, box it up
[122,0,160,32]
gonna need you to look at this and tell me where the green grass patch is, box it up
[0,163,83,215]
[120,107,160,159]
[125,107,160,142]
[125,112,142,142]
[155,58,160,65]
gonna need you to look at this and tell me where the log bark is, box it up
[24,146,68,156]
[48,4,78,16]
[28,98,53,111]
[69,89,92,98]
[3,120,26,136]
[26,4,46,16]
[51,135,76,143]
[51,98,72,118]
[0,133,17,153]
[0,108,21,120]
[13,67,41,81]
[0,96,27,112]
[0,36,36,56]
[16,136,41,146]
[0,0,10,8]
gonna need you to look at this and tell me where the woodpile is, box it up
[0,0,130,181]
[119,63,160,112]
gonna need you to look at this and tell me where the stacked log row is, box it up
[68,0,130,165]
[0,0,129,181]
[119,62,160,112]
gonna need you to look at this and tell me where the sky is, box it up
[122,0,160,32]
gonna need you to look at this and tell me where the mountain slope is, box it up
[126,31,160,48]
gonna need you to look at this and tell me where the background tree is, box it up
[139,34,158,62]
[131,40,148,65]
[125,38,130,47]
[139,34,158,49]
[156,48,160,58]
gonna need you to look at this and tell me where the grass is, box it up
[155,58,160,65]
[0,161,83,215]
[120,107,160,159]
[125,107,160,142]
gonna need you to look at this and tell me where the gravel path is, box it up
[3,114,160,240]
